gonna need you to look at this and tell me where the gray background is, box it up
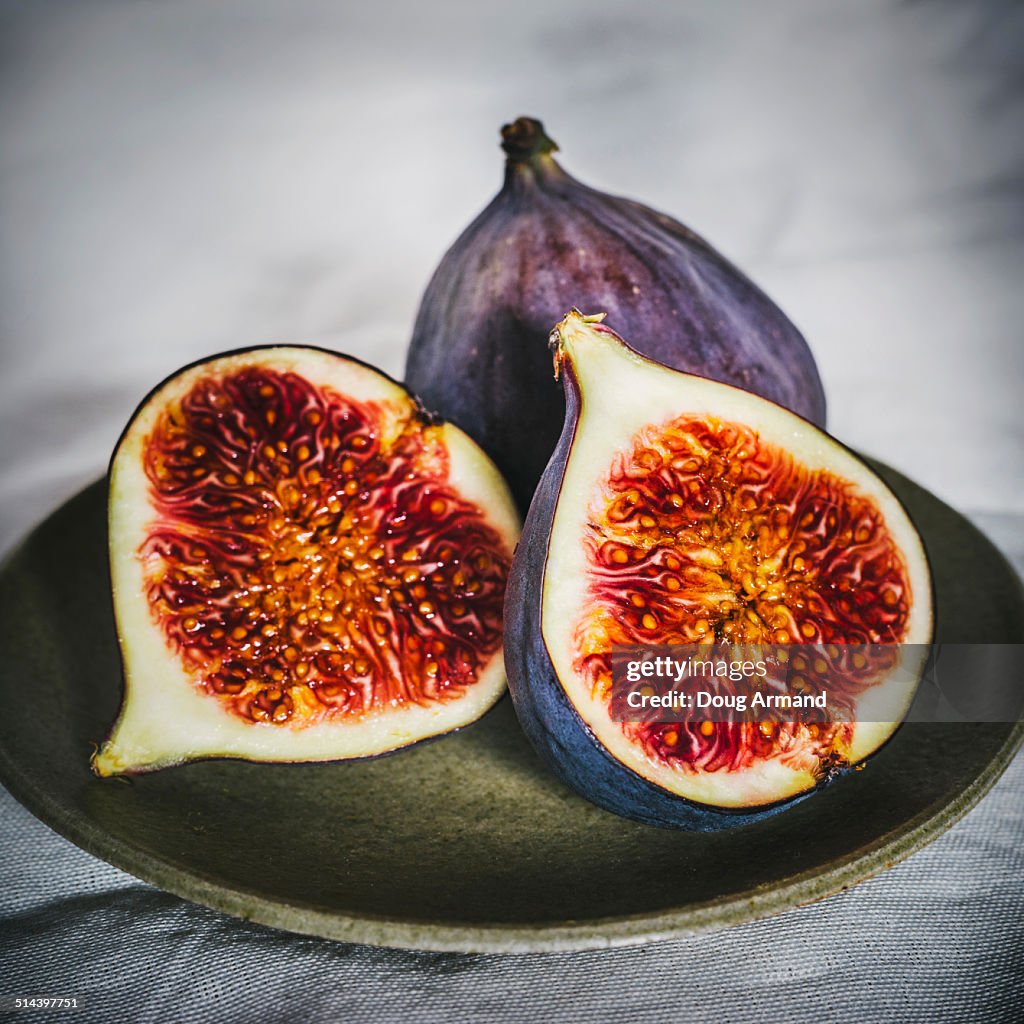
[1,1,1022,1021]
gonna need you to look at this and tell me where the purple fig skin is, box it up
[502,329,811,830]
[406,117,827,512]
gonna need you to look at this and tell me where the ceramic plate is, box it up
[0,464,1021,953]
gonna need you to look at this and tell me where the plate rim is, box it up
[1,476,1022,954]
[2,719,1020,953]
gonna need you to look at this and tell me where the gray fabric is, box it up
[2,1,1023,1021]
[1,756,1023,1023]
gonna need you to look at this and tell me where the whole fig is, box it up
[406,117,827,512]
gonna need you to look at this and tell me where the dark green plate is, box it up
[0,466,1021,953]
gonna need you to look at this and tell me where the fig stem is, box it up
[549,309,607,380]
[500,117,559,162]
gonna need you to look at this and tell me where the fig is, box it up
[93,347,519,776]
[504,312,933,829]
[406,116,827,511]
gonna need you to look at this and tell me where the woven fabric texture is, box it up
[1,751,1022,1023]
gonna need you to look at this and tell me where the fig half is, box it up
[94,347,519,776]
[504,312,933,829]
[406,117,826,511]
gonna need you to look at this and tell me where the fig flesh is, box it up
[94,347,519,776]
[406,117,827,512]
[504,312,933,829]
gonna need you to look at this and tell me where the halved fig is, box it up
[93,347,519,776]
[504,312,933,829]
